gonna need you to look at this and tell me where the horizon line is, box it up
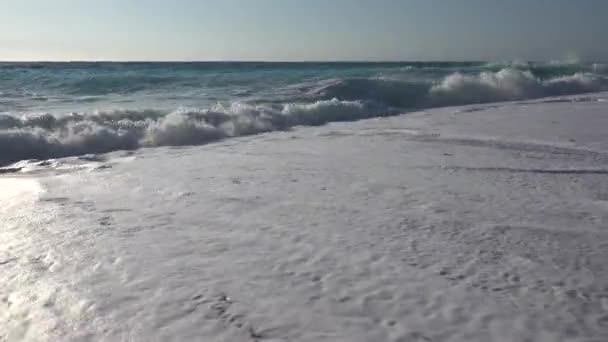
[0,59,488,63]
[0,59,601,64]
[1,59,596,63]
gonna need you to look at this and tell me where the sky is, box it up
[0,0,607,62]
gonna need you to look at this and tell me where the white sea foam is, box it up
[429,69,604,105]
[1,69,607,165]
[4,94,608,341]
[0,99,373,165]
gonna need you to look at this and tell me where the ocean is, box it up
[1,61,607,165]
[2,62,608,341]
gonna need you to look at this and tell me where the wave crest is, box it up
[0,99,377,165]
[429,69,605,106]
[310,68,607,108]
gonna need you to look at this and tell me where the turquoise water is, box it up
[1,61,607,164]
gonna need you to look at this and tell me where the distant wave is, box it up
[1,68,607,166]
[65,75,182,95]
[2,61,604,96]
[311,68,607,108]
[429,69,605,105]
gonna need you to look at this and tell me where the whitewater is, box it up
[1,62,607,165]
[2,62,608,341]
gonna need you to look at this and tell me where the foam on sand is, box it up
[2,93,608,341]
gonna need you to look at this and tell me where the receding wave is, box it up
[1,68,607,165]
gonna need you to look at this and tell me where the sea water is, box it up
[1,61,607,165]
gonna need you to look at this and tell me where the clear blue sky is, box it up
[1,0,606,61]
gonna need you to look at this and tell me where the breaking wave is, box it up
[0,99,381,165]
[312,69,607,108]
[1,68,607,165]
